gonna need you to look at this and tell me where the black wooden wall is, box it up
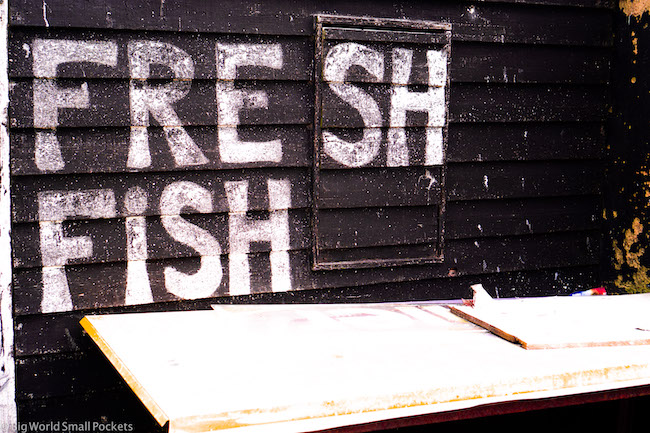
[7,0,613,430]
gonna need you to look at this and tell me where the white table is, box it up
[81,297,650,433]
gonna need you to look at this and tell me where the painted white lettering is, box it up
[216,43,283,163]
[128,41,207,168]
[32,39,118,171]
[322,43,384,167]
[38,189,117,313]
[160,181,222,299]
[124,186,153,305]
[388,48,447,166]
[225,179,291,296]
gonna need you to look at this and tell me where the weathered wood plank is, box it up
[320,84,607,127]
[9,79,311,128]
[9,29,312,80]
[9,31,609,86]
[316,206,439,249]
[446,196,601,239]
[451,84,608,123]
[446,122,605,162]
[320,40,447,86]
[9,1,613,46]
[10,125,311,175]
[447,161,602,200]
[316,243,441,268]
[12,231,599,315]
[318,128,447,168]
[316,167,442,208]
[451,44,611,85]
[11,168,311,222]
[469,0,614,8]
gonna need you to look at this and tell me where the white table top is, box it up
[81,297,650,433]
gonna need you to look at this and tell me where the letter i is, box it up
[124,186,153,305]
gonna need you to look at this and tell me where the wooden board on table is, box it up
[450,293,650,350]
[81,300,650,433]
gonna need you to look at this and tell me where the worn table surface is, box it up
[81,297,650,433]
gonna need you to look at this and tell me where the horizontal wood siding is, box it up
[8,0,611,427]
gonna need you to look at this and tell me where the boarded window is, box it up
[313,15,451,270]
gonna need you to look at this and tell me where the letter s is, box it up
[322,43,384,167]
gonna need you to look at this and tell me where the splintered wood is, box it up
[450,289,650,349]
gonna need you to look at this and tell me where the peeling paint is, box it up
[612,218,650,293]
[620,0,650,20]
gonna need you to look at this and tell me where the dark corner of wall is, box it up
[604,0,650,294]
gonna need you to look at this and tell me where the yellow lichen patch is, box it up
[613,218,650,293]
[620,0,650,19]
[631,76,637,84]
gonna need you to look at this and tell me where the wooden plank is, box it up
[324,27,448,44]
[449,84,609,123]
[8,29,312,80]
[8,30,609,85]
[316,167,442,208]
[9,1,613,46]
[9,79,311,128]
[316,206,439,249]
[318,128,447,168]
[319,84,607,127]
[319,83,445,128]
[469,0,614,8]
[315,243,441,269]
[450,293,650,349]
[446,196,601,239]
[446,122,605,162]
[11,168,311,222]
[447,161,602,200]
[11,125,311,175]
[451,44,611,85]
[78,301,650,432]
[320,41,447,86]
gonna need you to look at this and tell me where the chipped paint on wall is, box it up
[612,218,650,293]
[611,166,650,294]
[620,0,650,20]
